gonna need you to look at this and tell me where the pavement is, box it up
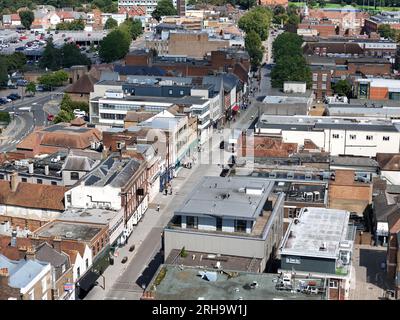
[84,78,261,300]
[350,244,392,300]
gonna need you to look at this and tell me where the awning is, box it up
[77,271,99,292]
[232,104,240,112]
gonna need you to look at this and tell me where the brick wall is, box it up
[0,216,47,232]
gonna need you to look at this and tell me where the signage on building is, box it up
[64,283,74,291]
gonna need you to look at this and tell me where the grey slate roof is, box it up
[0,254,50,289]
[83,153,141,188]
[63,155,98,171]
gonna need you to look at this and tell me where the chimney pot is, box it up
[26,247,36,260]
[45,165,49,176]
[0,267,9,277]
[28,163,34,174]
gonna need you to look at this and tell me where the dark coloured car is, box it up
[10,93,21,99]
[6,95,17,101]
[121,256,128,264]
[0,99,6,105]
[220,168,229,177]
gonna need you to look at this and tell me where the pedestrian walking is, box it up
[157,204,160,212]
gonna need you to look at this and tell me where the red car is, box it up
[47,114,54,121]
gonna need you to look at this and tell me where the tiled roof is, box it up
[118,6,146,16]
[0,236,32,261]
[65,74,99,95]
[376,153,400,171]
[0,181,67,211]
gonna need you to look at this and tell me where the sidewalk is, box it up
[85,154,221,300]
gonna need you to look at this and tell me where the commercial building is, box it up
[145,30,243,59]
[279,207,356,300]
[64,153,147,241]
[364,11,400,33]
[255,115,400,157]
[354,78,400,101]
[142,264,326,300]
[164,176,285,273]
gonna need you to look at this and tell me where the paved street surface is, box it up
[350,244,391,300]
[0,89,64,152]
[85,78,261,300]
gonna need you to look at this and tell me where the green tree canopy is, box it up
[272,32,303,58]
[238,6,272,41]
[332,79,352,97]
[19,10,34,30]
[151,0,177,22]
[56,19,85,30]
[4,52,27,72]
[271,55,312,88]
[0,57,8,87]
[26,82,37,95]
[99,29,130,63]
[245,30,263,68]
[38,70,69,88]
[61,43,91,68]
[39,38,61,71]
[104,17,118,29]
[377,24,396,40]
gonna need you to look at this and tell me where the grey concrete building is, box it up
[164,176,285,272]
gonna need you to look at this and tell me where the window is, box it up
[332,134,339,139]
[186,216,198,229]
[41,277,47,293]
[312,83,317,90]
[216,217,222,231]
[321,83,327,90]
[21,177,27,182]
[179,90,184,95]
[322,74,327,82]
[366,135,373,140]
[51,181,57,185]
[85,258,89,269]
[0,174,4,180]
[383,136,390,141]
[66,194,71,204]
[312,73,318,81]
[70,172,79,180]
[350,134,356,140]
[234,219,247,233]
[168,89,173,95]
[116,114,125,120]
[329,280,338,288]
[37,179,43,184]
[77,267,81,279]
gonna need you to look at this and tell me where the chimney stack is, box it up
[44,165,49,176]
[30,234,41,248]
[52,236,62,253]
[28,163,34,174]
[10,230,17,247]
[18,246,27,259]
[26,247,36,260]
[0,267,9,287]
[10,172,19,192]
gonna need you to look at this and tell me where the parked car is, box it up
[7,95,17,101]
[73,109,86,117]
[0,97,9,104]
[9,93,21,99]
[47,114,54,121]
[16,79,28,86]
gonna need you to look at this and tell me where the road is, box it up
[0,90,63,152]
[84,69,267,300]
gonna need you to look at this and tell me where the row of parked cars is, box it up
[0,93,21,105]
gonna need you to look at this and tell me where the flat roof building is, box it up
[279,207,356,300]
[164,176,285,273]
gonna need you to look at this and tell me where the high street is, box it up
[84,71,267,300]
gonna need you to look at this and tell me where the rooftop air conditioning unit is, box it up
[313,191,320,201]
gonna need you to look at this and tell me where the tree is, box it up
[238,7,272,41]
[237,0,256,9]
[38,70,69,89]
[120,18,143,40]
[39,38,61,71]
[5,52,27,72]
[332,79,352,97]
[0,57,8,88]
[104,17,118,30]
[245,30,263,68]
[53,109,75,124]
[99,29,130,63]
[318,0,326,7]
[26,82,37,96]
[60,43,91,68]
[151,0,177,22]
[377,24,396,39]
[19,10,34,30]
[56,19,85,31]
[272,32,303,58]
[271,55,312,88]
